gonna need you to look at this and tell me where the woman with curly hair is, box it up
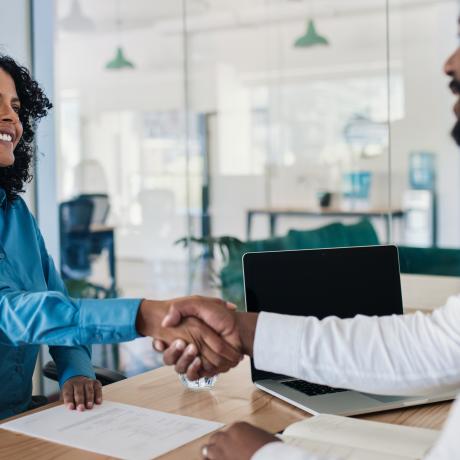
[0,55,105,418]
[0,55,242,421]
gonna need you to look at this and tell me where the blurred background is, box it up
[1,0,459,392]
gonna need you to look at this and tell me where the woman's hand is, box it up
[61,376,103,411]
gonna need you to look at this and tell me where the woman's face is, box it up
[0,68,23,167]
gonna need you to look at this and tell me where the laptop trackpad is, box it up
[364,393,415,404]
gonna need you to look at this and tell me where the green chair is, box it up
[185,219,460,309]
[398,246,460,277]
[219,219,380,308]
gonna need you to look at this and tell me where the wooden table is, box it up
[246,207,404,243]
[0,358,452,460]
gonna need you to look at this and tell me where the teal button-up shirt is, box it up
[0,190,141,419]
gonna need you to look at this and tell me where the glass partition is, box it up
[53,0,460,375]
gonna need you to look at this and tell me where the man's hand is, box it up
[201,422,280,460]
[137,296,243,375]
[152,299,259,380]
[61,376,102,411]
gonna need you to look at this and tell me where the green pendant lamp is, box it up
[294,19,329,48]
[105,46,135,70]
[105,0,135,70]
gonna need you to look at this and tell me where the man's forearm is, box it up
[235,312,259,356]
[253,299,460,396]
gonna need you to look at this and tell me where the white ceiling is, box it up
[57,0,458,35]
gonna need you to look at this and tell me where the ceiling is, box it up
[57,0,458,35]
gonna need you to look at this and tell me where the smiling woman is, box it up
[0,55,51,200]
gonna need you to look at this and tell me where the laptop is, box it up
[243,245,456,416]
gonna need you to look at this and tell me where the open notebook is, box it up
[280,414,440,460]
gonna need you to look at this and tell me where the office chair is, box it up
[77,193,110,226]
[60,197,94,281]
[43,361,126,387]
[59,197,118,368]
[60,196,115,296]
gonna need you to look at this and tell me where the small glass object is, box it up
[179,374,218,390]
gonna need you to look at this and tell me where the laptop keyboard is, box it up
[282,380,347,396]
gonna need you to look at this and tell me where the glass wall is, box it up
[53,0,460,374]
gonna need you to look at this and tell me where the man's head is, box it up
[445,19,460,146]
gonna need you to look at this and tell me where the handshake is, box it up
[135,296,259,379]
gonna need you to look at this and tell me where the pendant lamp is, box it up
[60,0,94,32]
[105,46,135,69]
[294,19,329,48]
[105,0,135,70]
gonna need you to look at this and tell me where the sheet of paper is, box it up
[283,414,439,459]
[0,400,223,460]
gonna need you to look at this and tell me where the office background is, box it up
[0,0,459,392]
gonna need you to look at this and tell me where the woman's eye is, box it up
[13,106,20,114]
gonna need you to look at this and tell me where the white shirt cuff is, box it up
[253,312,305,378]
[252,442,311,460]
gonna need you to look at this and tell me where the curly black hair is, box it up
[0,55,52,201]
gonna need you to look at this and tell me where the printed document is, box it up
[1,400,223,459]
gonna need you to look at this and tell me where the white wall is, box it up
[32,0,59,262]
[0,0,31,63]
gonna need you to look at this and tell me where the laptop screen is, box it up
[243,245,403,382]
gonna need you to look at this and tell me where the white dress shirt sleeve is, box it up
[253,295,460,396]
[252,296,460,460]
[251,441,328,460]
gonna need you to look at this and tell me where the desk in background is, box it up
[402,273,460,312]
[246,207,404,243]
[0,358,451,460]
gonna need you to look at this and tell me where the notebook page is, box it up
[280,435,413,460]
[282,414,439,458]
